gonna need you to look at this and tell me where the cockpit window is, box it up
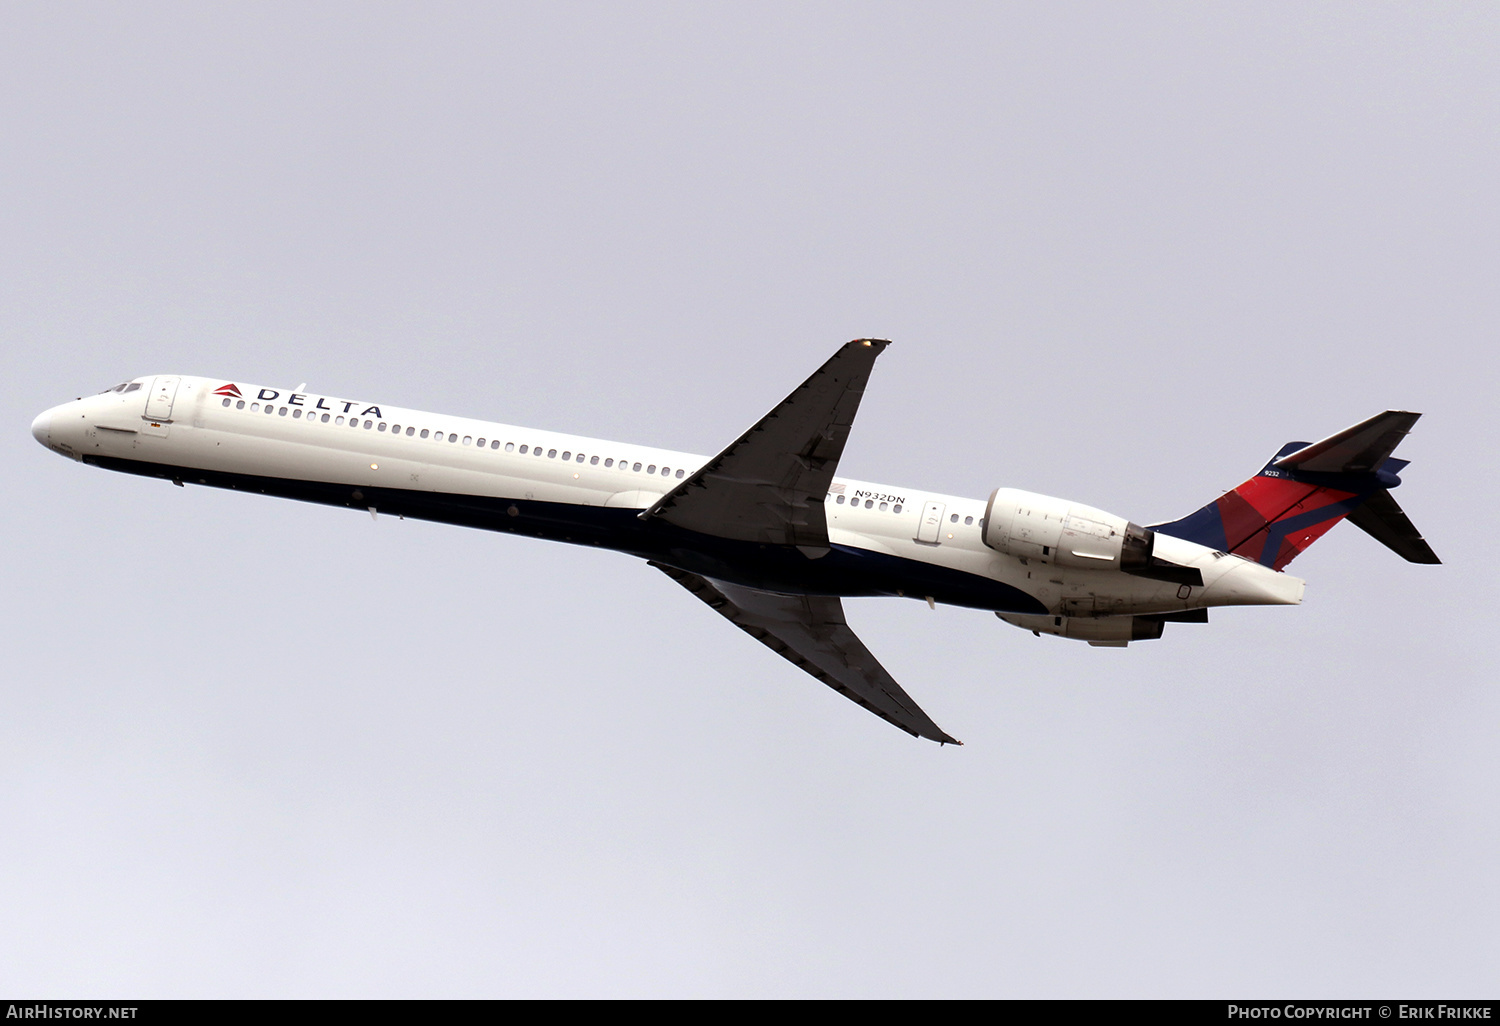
[100,382,142,394]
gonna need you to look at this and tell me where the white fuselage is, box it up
[32,374,1304,628]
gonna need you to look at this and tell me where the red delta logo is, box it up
[213,383,243,398]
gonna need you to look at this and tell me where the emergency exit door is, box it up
[916,501,946,544]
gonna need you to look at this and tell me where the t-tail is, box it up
[1152,410,1440,570]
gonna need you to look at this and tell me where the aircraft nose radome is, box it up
[30,409,51,448]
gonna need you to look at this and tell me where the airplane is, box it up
[30,340,1439,745]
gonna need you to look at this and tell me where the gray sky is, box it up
[2,1,1496,997]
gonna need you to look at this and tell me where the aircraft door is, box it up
[144,376,180,422]
[916,501,946,544]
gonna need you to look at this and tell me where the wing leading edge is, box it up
[651,562,961,745]
[641,338,889,557]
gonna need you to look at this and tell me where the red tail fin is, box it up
[1153,411,1434,569]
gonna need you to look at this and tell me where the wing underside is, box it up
[651,561,960,745]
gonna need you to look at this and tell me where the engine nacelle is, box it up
[982,487,1153,571]
[997,611,1165,647]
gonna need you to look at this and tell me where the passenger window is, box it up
[562,451,571,461]
[865,499,873,509]
[278,407,287,416]
[491,440,499,449]
[632,462,642,472]
[251,403,260,412]
[647,465,656,474]
[590,455,598,465]
[964,516,973,525]
[950,514,959,523]
[604,458,613,467]
[476,437,484,447]
[577,454,585,463]
[893,504,902,513]
[361,420,370,428]
[236,400,245,409]
[419,428,428,438]
[221,398,230,407]
[322,414,331,423]
[548,449,557,458]
[661,466,670,476]
[879,502,888,511]
[836,495,845,504]
[293,409,302,419]
[675,469,685,479]
[446,432,455,442]
[463,436,472,446]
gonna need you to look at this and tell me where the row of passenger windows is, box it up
[830,495,976,526]
[834,495,904,514]
[510,443,683,477]
[218,397,975,512]
[222,397,688,478]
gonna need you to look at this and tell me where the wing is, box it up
[641,339,889,556]
[651,561,961,745]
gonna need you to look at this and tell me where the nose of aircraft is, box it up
[31,409,52,448]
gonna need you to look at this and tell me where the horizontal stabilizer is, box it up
[1346,489,1441,564]
[1273,410,1421,474]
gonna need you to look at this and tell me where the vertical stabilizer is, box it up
[1152,411,1438,569]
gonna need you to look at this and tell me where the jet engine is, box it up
[997,608,1208,646]
[996,612,1206,645]
[997,611,1166,647]
[982,487,1202,585]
